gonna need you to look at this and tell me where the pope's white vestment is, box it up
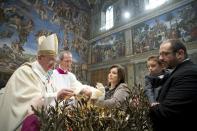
[0,61,56,131]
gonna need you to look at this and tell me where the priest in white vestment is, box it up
[48,51,90,105]
[0,34,73,131]
[48,51,105,105]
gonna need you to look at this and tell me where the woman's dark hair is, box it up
[108,64,126,87]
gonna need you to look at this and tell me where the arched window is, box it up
[145,0,168,10]
[105,5,114,30]
[100,5,114,31]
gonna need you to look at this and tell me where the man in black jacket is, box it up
[150,39,197,131]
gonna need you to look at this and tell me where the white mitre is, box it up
[37,33,58,56]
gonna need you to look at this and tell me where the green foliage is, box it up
[33,84,152,131]
[126,84,152,131]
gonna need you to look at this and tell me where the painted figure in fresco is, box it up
[35,4,48,20]
[169,29,179,39]
[150,39,197,131]
[8,13,23,30]
[2,44,12,54]
[48,0,55,8]
[11,41,24,56]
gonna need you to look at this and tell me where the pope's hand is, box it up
[57,89,74,100]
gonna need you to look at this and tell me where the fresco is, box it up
[0,0,90,81]
[134,61,148,86]
[91,31,126,64]
[189,53,197,65]
[133,1,197,54]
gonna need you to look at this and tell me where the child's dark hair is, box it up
[147,55,163,66]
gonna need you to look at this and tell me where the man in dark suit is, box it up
[150,39,197,131]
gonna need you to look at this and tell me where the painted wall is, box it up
[0,0,90,85]
[90,0,186,38]
[88,0,197,88]
[90,0,145,37]
[91,31,126,64]
[133,2,197,54]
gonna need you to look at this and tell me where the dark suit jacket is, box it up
[150,60,197,131]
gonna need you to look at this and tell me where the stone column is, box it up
[125,29,133,55]
[126,63,135,89]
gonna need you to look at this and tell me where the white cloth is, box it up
[0,61,56,131]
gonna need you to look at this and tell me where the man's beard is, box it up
[167,65,174,69]
[167,61,177,69]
